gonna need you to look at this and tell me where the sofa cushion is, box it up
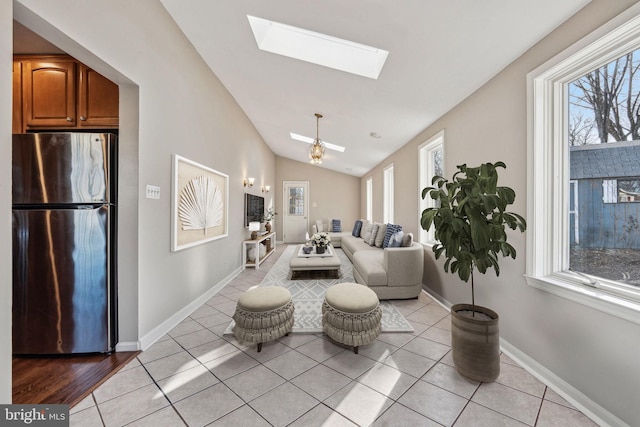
[374,223,387,247]
[331,219,342,232]
[352,220,363,237]
[366,223,379,246]
[341,235,372,258]
[383,224,403,248]
[353,251,387,287]
[316,220,324,232]
[361,222,373,243]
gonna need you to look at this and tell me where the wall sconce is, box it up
[244,177,255,187]
[262,185,270,193]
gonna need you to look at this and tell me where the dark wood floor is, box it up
[12,351,139,407]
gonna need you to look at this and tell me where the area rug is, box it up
[224,245,414,335]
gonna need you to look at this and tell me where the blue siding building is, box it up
[570,140,640,249]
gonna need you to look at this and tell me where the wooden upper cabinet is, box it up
[22,58,77,128]
[78,64,119,127]
[12,61,22,133]
[16,55,119,130]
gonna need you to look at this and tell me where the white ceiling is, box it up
[161,0,591,176]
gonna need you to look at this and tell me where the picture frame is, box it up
[172,155,229,251]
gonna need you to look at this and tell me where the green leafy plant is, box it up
[262,207,277,222]
[420,162,526,313]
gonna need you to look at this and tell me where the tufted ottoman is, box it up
[232,286,295,352]
[322,282,382,354]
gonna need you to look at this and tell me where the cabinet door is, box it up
[78,65,119,127]
[23,59,76,128]
[12,61,23,133]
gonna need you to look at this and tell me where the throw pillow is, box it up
[388,230,404,248]
[331,219,342,232]
[361,221,373,241]
[367,223,379,246]
[401,232,414,247]
[383,224,403,248]
[315,220,324,233]
[374,223,387,247]
[352,220,363,237]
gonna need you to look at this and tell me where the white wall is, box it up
[363,1,639,425]
[275,156,361,238]
[2,0,276,399]
[1,0,14,405]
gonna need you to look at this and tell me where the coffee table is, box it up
[289,244,341,280]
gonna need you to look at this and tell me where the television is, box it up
[245,193,265,227]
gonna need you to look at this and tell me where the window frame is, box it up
[383,164,394,224]
[527,5,640,325]
[366,177,373,222]
[418,130,445,246]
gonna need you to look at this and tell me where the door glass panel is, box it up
[288,187,305,216]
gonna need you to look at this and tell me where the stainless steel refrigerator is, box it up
[12,133,117,354]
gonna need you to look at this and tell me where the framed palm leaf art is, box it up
[172,155,229,251]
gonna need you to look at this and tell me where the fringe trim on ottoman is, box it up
[321,301,382,347]
[232,300,295,344]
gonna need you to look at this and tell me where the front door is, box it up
[282,181,309,243]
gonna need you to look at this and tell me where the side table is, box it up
[242,231,276,269]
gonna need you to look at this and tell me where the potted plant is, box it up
[311,231,331,254]
[420,161,526,382]
[263,207,277,233]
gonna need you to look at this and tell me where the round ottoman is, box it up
[232,286,295,352]
[322,283,382,354]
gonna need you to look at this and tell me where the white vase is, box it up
[247,247,257,262]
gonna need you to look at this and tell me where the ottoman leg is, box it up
[353,346,359,355]
[257,342,263,352]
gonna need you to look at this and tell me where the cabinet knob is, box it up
[80,116,86,121]
[66,117,73,122]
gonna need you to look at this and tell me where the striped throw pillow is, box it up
[383,224,403,248]
[332,219,342,232]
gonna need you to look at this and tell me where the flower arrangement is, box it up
[262,207,277,222]
[311,232,331,247]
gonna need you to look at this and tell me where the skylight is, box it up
[290,132,346,152]
[247,15,389,79]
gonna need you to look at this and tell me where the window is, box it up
[617,179,640,202]
[383,164,394,223]
[366,177,373,221]
[602,178,640,203]
[528,5,640,324]
[418,131,444,245]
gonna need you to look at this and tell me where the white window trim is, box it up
[383,164,394,224]
[418,130,445,246]
[366,177,373,222]
[527,4,640,325]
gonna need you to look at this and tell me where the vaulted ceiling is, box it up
[160,1,591,176]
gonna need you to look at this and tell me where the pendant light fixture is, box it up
[309,113,325,165]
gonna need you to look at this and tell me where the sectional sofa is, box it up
[312,219,424,299]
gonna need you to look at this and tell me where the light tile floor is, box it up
[70,245,599,427]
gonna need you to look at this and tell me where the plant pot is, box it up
[450,303,500,382]
[316,245,326,254]
[265,222,271,232]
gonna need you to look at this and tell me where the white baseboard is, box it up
[421,286,627,427]
[115,341,140,352]
[500,341,626,427]
[137,266,243,351]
